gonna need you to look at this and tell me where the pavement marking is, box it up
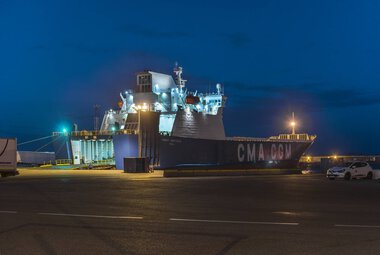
[170,218,299,226]
[0,210,18,214]
[38,212,143,220]
[335,224,380,228]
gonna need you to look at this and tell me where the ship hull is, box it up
[158,136,313,170]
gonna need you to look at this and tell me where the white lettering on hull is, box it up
[247,144,256,162]
[271,144,277,160]
[278,144,284,160]
[285,144,291,159]
[238,144,245,162]
[258,144,264,161]
[237,143,292,162]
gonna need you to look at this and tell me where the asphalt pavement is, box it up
[1,169,380,255]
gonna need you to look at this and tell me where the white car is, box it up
[326,161,373,180]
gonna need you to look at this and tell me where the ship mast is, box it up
[94,104,100,131]
[173,62,187,93]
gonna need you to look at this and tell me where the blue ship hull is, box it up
[158,136,313,170]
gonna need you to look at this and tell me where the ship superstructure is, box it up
[100,65,226,137]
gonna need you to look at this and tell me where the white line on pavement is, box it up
[38,212,143,220]
[335,224,380,228]
[0,210,17,214]
[170,218,299,226]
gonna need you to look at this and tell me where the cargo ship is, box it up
[53,65,316,171]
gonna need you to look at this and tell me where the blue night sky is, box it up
[1,0,380,155]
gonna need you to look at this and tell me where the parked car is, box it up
[326,161,373,180]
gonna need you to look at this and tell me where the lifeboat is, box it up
[185,95,200,105]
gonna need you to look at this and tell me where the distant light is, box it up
[63,128,67,133]
[290,121,296,127]
[332,155,338,160]
[111,127,116,132]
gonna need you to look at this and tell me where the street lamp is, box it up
[290,112,296,135]
[290,121,296,135]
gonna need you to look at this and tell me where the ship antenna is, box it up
[173,62,186,93]
[94,104,100,131]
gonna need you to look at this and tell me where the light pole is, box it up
[290,112,296,135]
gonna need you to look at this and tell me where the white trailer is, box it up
[0,138,19,177]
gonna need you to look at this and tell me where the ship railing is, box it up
[228,137,274,142]
[270,134,317,141]
[70,130,116,136]
[53,129,138,137]
[229,134,316,142]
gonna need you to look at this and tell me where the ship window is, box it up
[138,75,151,86]
[138,75,147,85]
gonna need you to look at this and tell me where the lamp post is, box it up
[290,112,296,135]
